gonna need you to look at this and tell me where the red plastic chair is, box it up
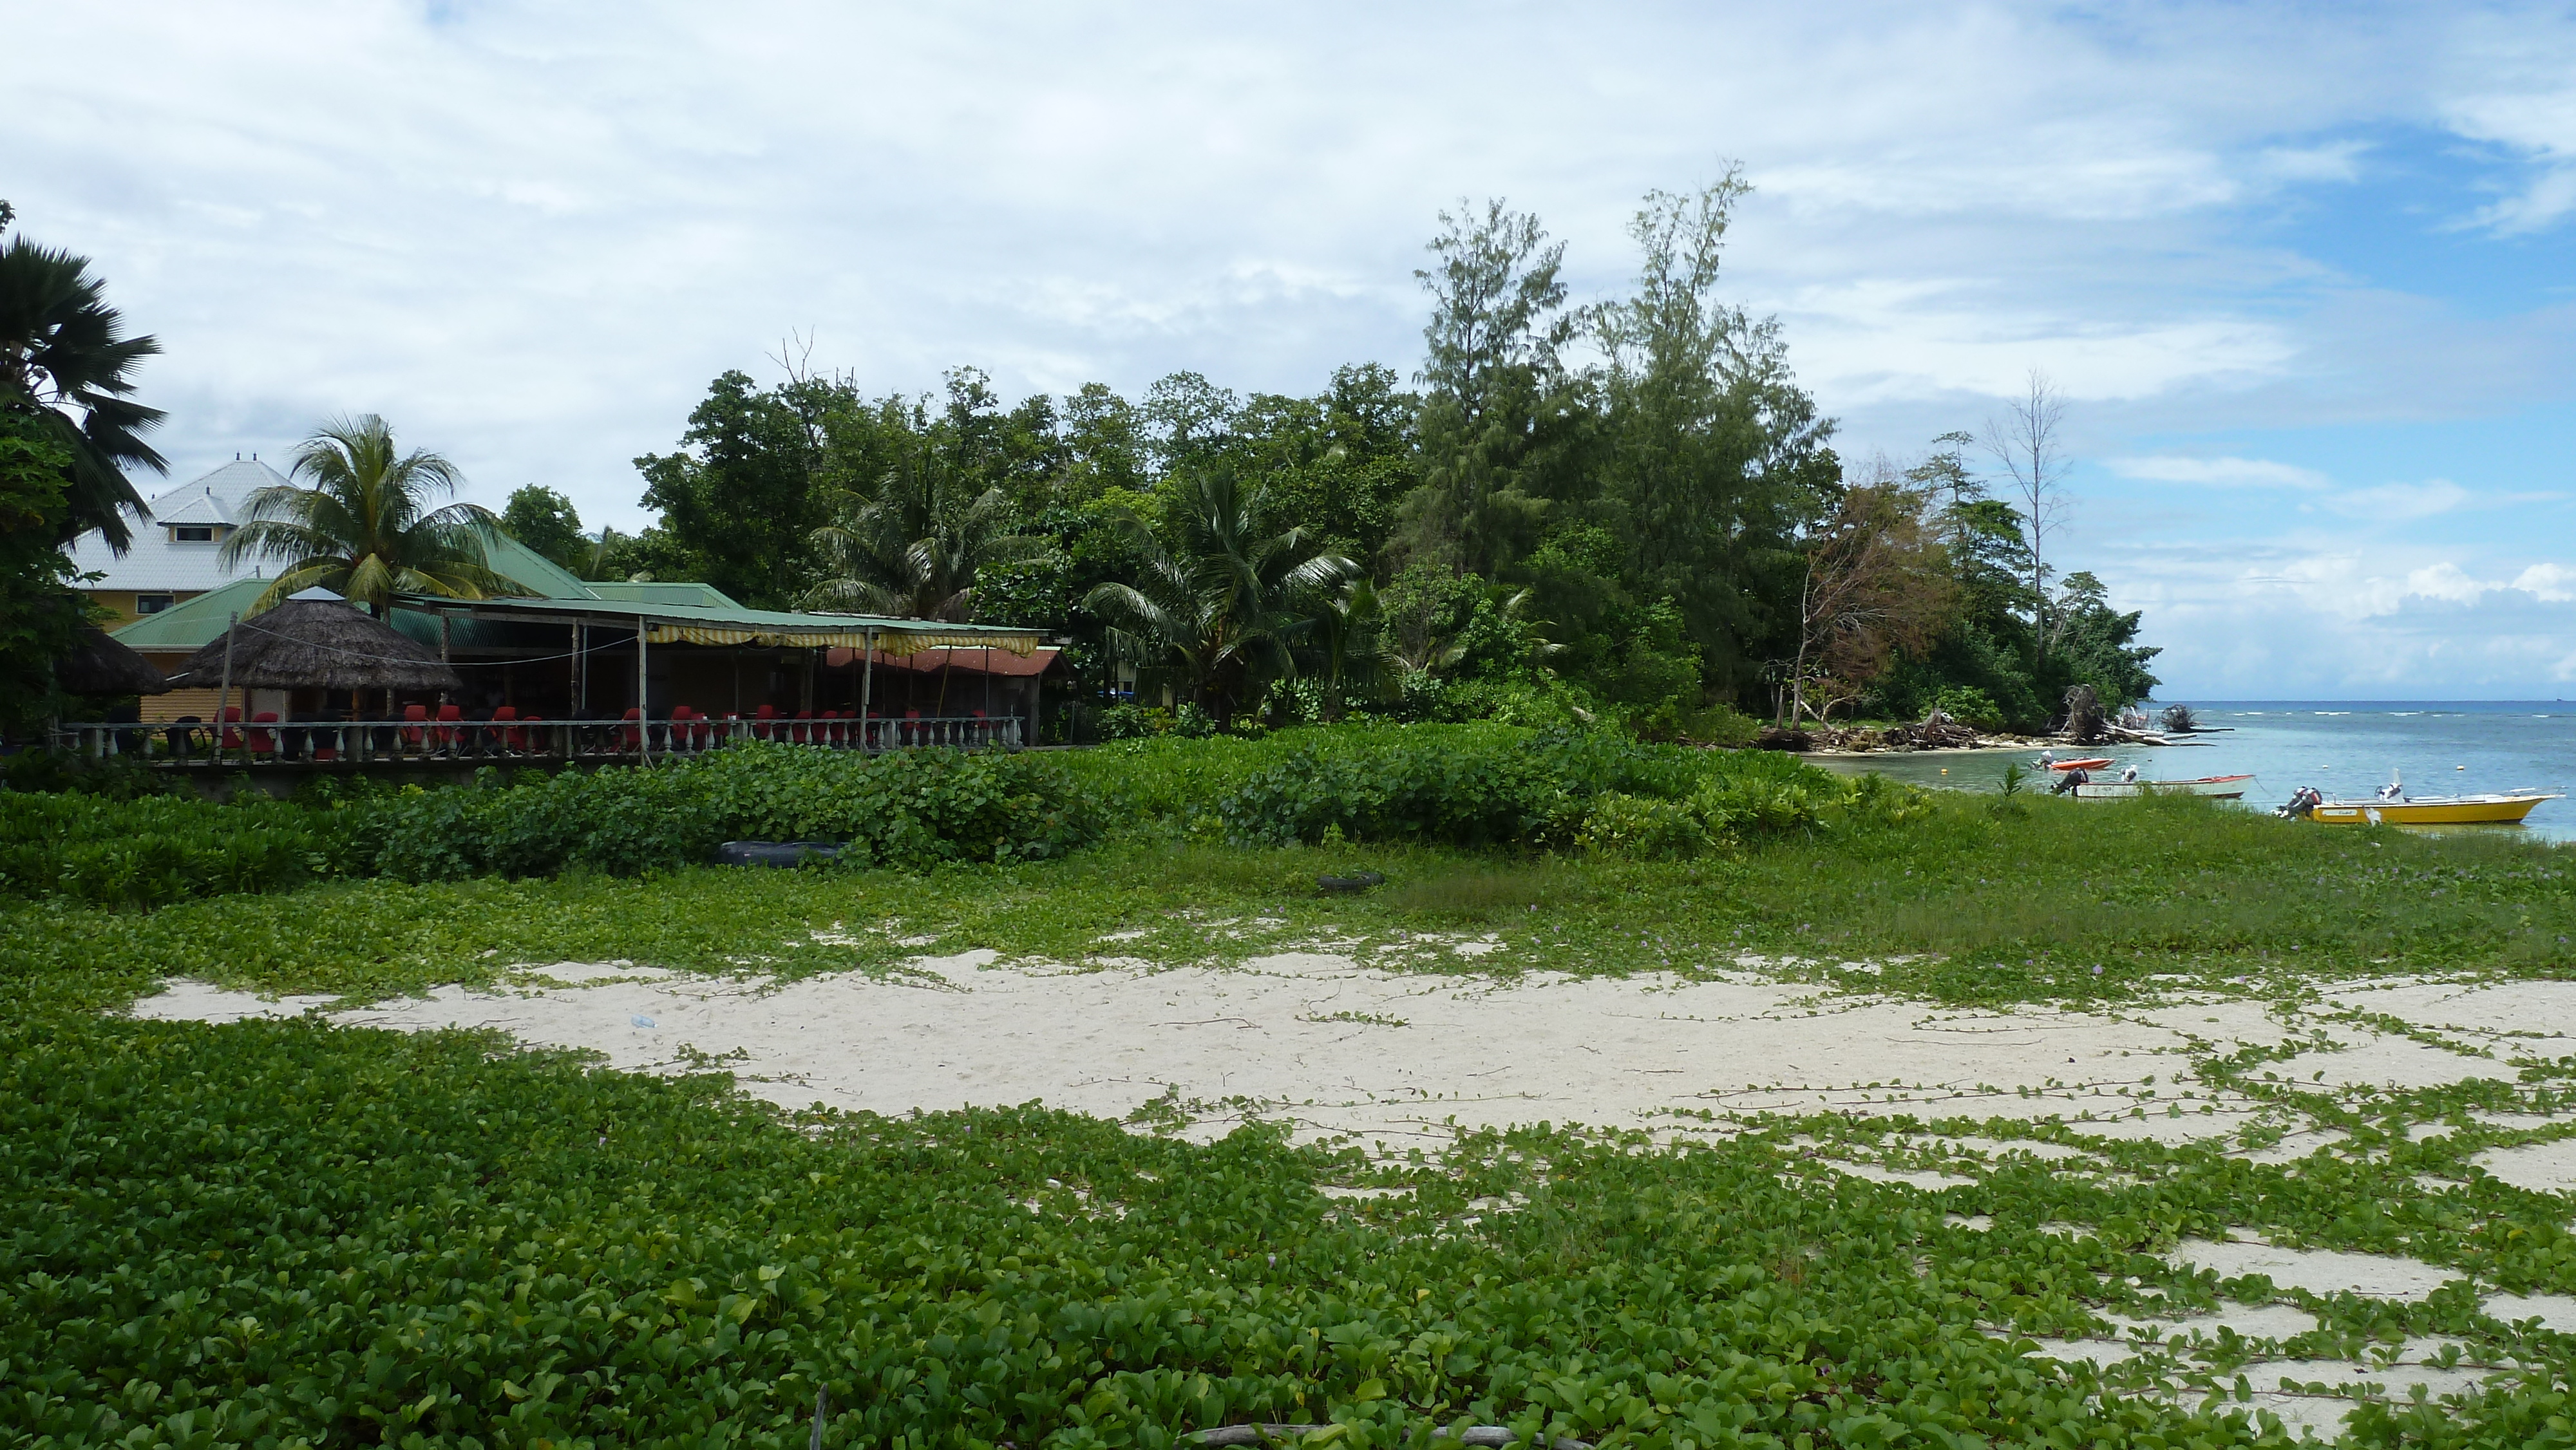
[218,706,243,749]
[679,706,710,751]
[791,710,814,745]
[489,705,518,753]
[618,707,642,751]
[248,711,279,757]
[401,704,430,752]
[819,710,844,747]
[433,704,463,751]
[752,703,776,740]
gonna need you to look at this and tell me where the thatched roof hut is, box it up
[167,588,463,694]
[55,626,173,696]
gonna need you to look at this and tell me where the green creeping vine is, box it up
[0,1007,2365,1450]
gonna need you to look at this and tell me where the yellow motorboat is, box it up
[2277,786,2562,825]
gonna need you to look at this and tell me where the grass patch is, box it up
[17,787,2566,1010]
[13,733,2576,1445]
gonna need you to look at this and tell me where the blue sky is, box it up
[8,1,2575,697]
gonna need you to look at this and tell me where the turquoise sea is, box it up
[1807,701,2576,842]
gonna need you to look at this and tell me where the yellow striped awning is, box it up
[643,622,1039,654]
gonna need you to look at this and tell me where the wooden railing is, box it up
[46,713,1023,764]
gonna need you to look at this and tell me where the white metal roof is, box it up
[62,458,289,593]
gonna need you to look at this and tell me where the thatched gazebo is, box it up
[54,626,172,697]
[169,588,463,705]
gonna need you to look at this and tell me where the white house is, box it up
[62,456,290,626]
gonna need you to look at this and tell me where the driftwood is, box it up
[1318,871,1385,895]
[1192,1428,1591,1450]
[1754,726,1814,752]
[1880,707,1982,750]
[2059,685,2105,744]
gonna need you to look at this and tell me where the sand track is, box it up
[133,950,2363,1144]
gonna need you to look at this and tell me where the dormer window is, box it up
[174,525,215,542]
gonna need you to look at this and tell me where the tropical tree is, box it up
[803,446,1048,621]
[1783,471,1955,726]
[498,484,587,570]
[1301,575,1400,711]
[0,417,91,739]
[220,415,518,614]
[0,204,167,549]
[1083,469,1354,719]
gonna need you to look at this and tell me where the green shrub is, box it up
[1216,723,1871,852]
[1935,684,2005,732]
[1,749,191,799]
[343,741,1097,880]
[1575,791,1709,858]
[0,791,333,907]
[1680,702,1762,746]
[1096,702,1174,739]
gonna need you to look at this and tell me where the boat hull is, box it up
[2074,775,2253,800]
[2302,793,2560,825]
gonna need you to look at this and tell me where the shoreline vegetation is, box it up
[8,725,2576,1446]
[5,193,2564,1446]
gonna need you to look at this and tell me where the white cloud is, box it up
[2104,455,2329,488]
[2515,563,2576,601]
[6,0,2575,704]
[2322,480,2474,520]
[2438,19,2576,232]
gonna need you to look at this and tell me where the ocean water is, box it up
[1806,701,2576,842]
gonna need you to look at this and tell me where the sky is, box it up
[8,0,2575,699]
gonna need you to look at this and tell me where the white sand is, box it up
[2471,1138,2576,1194]
[133,952,2304,1147]
[2165,1238,2461,1301]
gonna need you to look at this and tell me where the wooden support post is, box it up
[860,628,875,750]
[636,621,650,764]
[216,612,238,766]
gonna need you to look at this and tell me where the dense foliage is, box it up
[8,733,2576,1446]
[0,789,330,908]
[343,741,1097,880]
[0,417,93,740]
[0,740,1099,899]
[576,182,2156,739]
[0,1012,2330,1450]
[1212,725,1891,851]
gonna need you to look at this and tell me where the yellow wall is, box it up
[83,589,204,629]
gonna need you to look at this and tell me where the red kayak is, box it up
[2043,757,2114,771]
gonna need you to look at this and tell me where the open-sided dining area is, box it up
[56,583,1061,771]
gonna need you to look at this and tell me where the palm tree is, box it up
[0,219,167,549]
[1302,576,1400,713]
[802,449,1046,620]
[1083,469,1355,719]
[220,415,518,614]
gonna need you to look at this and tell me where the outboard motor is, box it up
[2050,766,2089,796]
[2275,786,2324,819]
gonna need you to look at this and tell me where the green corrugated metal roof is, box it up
[111,535,592,653]
[582,579,741,607]
[481,534,596,600]
[392,592,1045,648]
[109,576,270,652]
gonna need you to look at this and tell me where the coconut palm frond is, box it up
[217,415,511,614]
